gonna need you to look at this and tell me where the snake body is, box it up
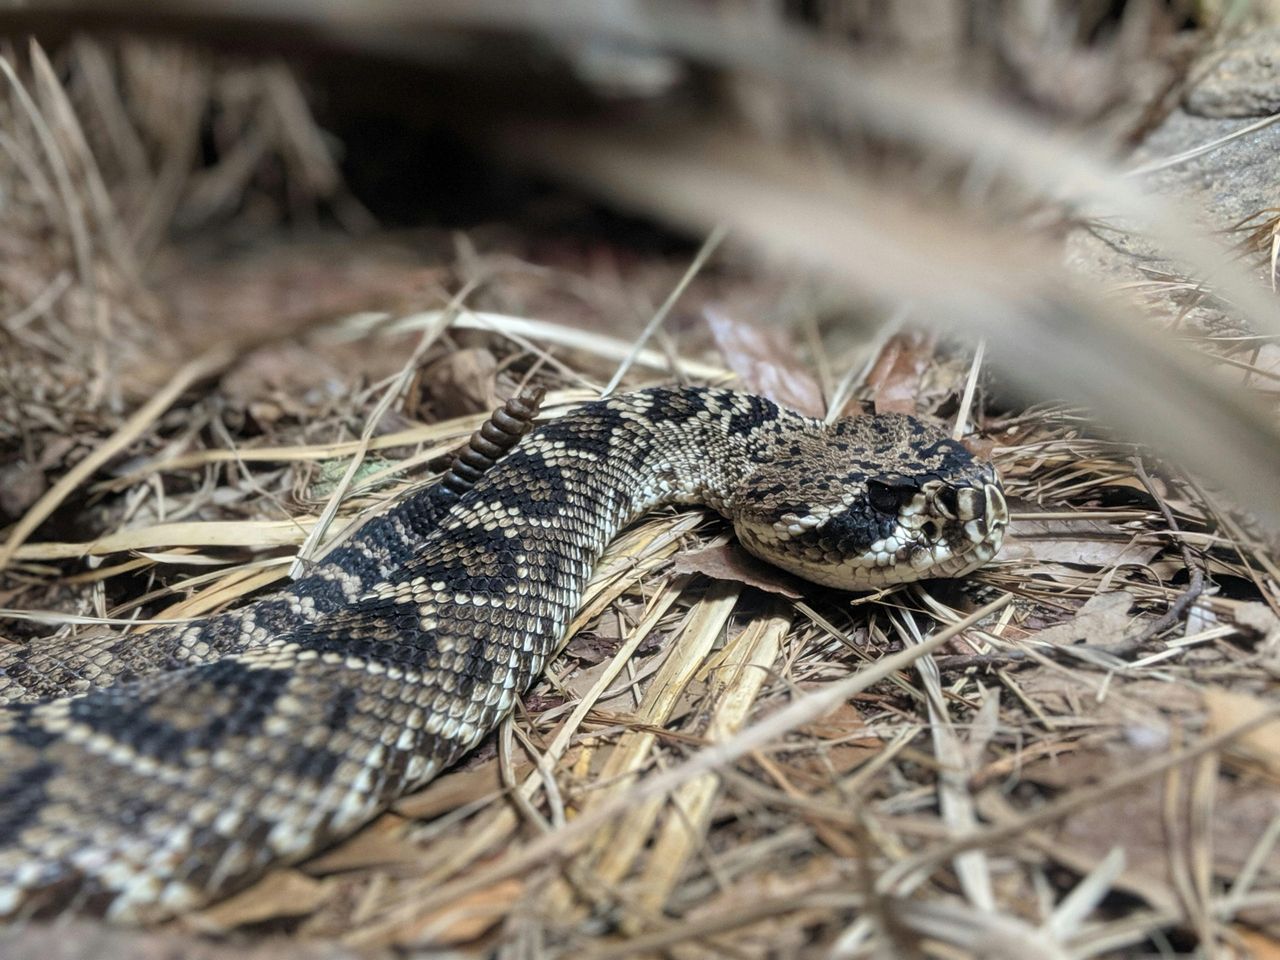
[0,386,1007,922]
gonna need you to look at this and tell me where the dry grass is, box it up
[2,7,1280,960]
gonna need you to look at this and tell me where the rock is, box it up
[1065,28,1280,337]
[1184,27,1280,118]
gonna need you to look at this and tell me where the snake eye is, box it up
[868,479,910,515]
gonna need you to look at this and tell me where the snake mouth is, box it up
[878,479,1008,581]
[908,480,1008,579]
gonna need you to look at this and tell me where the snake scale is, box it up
[0,385,1007,923]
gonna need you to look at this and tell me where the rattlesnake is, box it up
[0,385,1007,923]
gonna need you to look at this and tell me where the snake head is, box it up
[730,413,1008,591]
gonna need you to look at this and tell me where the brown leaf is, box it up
[1048,761,1280,905]
[865,330,937,416]
[222,340,411,419]
[394,758,508,821]
[0,462,46,520]
[1230,601,1280,641]
[1028,590,1136,648]
[383,878,524,948]
[1001,517,1162,569]
[301,812,413,875]
[961,435,996,461]
[1203,687,1280,780]
[186,869,329,931]
[412,347,499,420]
[704,307,824,416]
[393,747,582,821]
[565,598,649,664]
[672,542,804,598]
[162,245,432,355]
[791,700,884,778]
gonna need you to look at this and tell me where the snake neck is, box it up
[499,387,808,546]
[440,386,808,583]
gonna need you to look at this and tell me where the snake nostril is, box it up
[921,520,941,541]
[936,487,959,518]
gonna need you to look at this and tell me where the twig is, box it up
[1097,458,1206,657]
[933,651,1028,672]
[601,223,727,397]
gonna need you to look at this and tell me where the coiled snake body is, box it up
[0,386,1007,922]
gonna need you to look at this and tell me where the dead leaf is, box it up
[1012,668,1165,728]
[394,747,582,821]
[705,307,824,416]
[865,330,937,416]
[1050,767,1280,907]
[1001,517,1162,568]
[1028,591,1136,648]
[1203,687,1280,780]
[961,435,996,461]
[377,878,524,948]
[1230,601,1280,642]
[565,598,650,664]
[302,812,413,875]
[412,347,499,420]
[163,245,431,354]
[186,869,330,931]
[394,757,508,820]
[672,542,804,598]
[790,699,885,778]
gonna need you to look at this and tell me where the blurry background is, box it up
[2,3,1280,958]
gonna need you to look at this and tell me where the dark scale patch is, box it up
[344,483,460,567]
[184,602,293,665]
[818,506,893,552]
[0,659,66,702]
[295,614,425,664]
[67,660,293,766]
[727,394,781,437]
[291,572,359,616]
[416,517,575,606]
[177,817,277,900]
[756,481,790,498]
[292,740,346,783]
[298,483,460,593]
[490,459,576,520]
[526,401,627,451]
[638,385,707,425]
[0,709,62,843]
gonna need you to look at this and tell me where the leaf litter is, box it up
[1,21,1279,960]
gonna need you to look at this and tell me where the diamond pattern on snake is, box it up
[0,385,1007,922]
